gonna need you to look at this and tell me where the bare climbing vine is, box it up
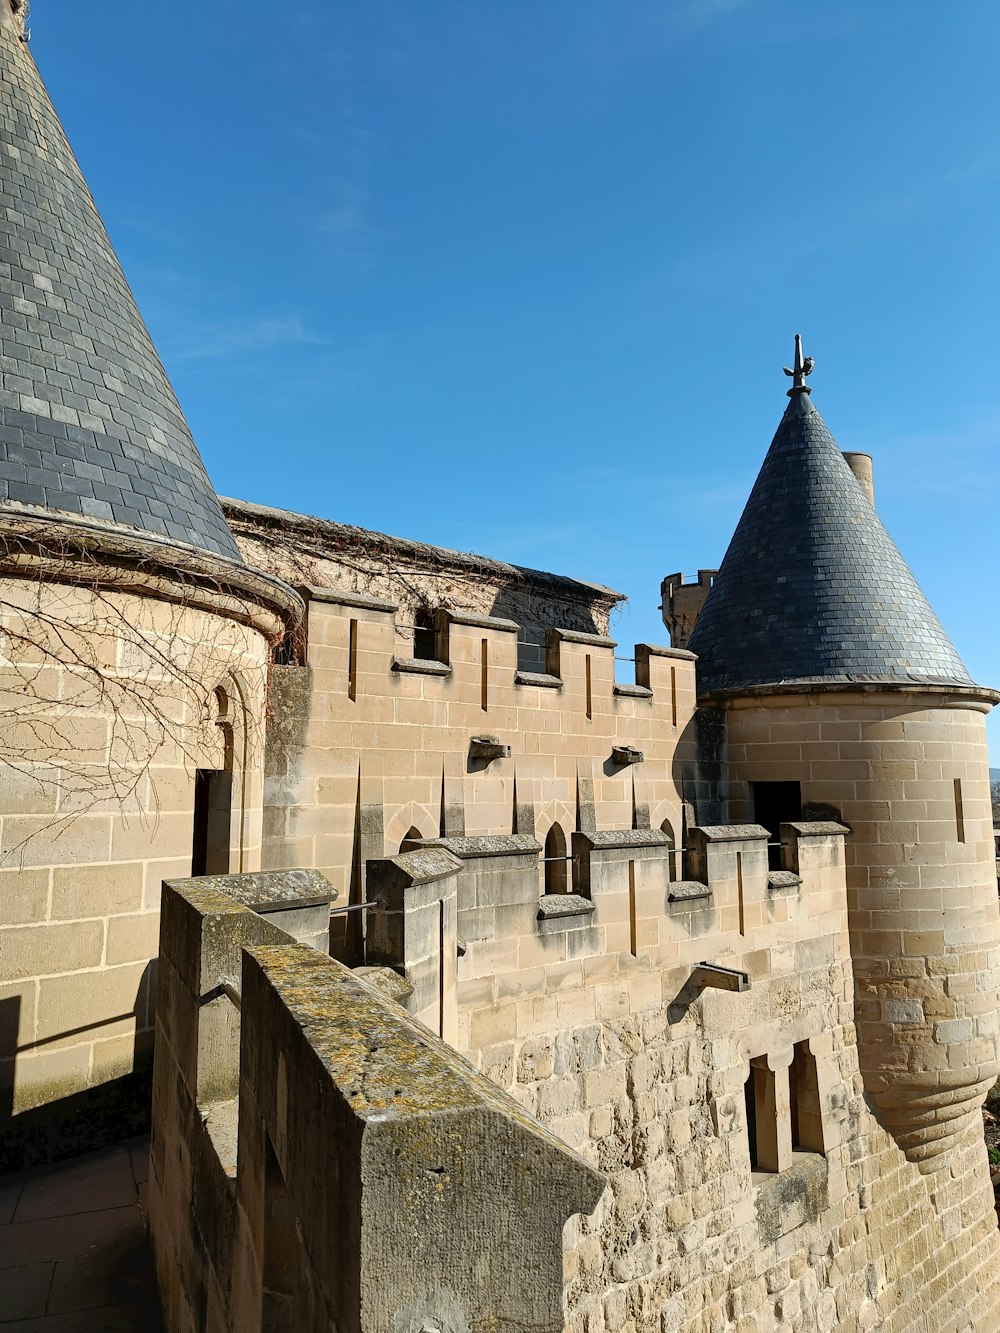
[0,526,279,861]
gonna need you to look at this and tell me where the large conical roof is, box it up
[688,378,972,695]
[0,16,241,562]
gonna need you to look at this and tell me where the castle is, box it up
[2,6,999,1330]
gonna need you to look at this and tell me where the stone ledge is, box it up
[612,684,653,700]
[443,609,520,633]
[782,820,851,837]
[668,881,712,904]
[767,871,802,892]
[537,893,596,921]
[298,585,398,613]
[391,657,452,677]
[514,671,563,690]
[578,829,673,850]
[170,868,338,912]
[692,824,770,843]
[421,835,542,860]
[636,643,698,662]
[550,628,617,649]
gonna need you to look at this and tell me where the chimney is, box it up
[842,452,874,507]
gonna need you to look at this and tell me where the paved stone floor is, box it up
[0,1137,162,1330]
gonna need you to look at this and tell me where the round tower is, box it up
[0,5,299,1128]
[688,337,1000,1165]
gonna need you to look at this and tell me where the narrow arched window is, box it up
[543,824,568,895]
[661,818,676,881]
[399,826,423,853]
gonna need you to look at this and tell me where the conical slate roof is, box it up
[0,18,241,562]
[688,382,972,695]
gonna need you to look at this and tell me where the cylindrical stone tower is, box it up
[687,337,1000,1165]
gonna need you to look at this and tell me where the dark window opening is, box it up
[412,610,436,661]
[744,1066,761,1171]
[661,818,677,881]
[272,629,299,666]
[751,780,801,871]
[399,825,424,853]
[543,824,569,895]
[790,1040,825,1154]
[191,768,232,877]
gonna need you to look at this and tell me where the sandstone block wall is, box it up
[722,691,1000,1164]
[150,873,603,1333]
[0,577,271,1133]
[261,588,698,960]
[451,822,1000,1333]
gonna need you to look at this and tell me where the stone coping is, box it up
[578,829,673,850]
[782,821,851,837]
[442,609,520,633]
[767,870,803,892]
[667,881,712,903]
[691,824,770,843]
[423,834,542,860]
[514,671,563,690]
[298,585,398,613]
[381,847,463,885]
[612,683,654,699]
[637,643,698,662]
[537,893,596,921]
[167,868,337,911]
[707,680,1000,708]
[391,657,452,677]
[548,628,617,649]
[352,965,414,1005]
[0,511,303,639]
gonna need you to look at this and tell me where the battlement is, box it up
[660,568,718,649]
[150,870,601,1331]
[262,589,701,925]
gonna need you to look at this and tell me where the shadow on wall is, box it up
[488,584,600,674]
[671,707,727,833]
[0,960,156,1171]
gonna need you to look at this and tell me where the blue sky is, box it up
[35,1,1000,754]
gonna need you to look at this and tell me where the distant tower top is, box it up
[781,333,815,395]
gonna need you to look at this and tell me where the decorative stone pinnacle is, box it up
[782,333,815,395]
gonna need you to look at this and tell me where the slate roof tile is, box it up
[0,27,241,563]
[688,388,972,693]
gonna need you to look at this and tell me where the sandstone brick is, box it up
[0,919,104,981]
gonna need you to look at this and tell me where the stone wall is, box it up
[261,587,698,962]
[224,497,623,674]
[150,871,603,1333]
[452,822,1000,1333]
[0,576,273,1140]
[722,689,1000,1166]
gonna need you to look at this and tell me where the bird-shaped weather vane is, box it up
[782,333,815,393]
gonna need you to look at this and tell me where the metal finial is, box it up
[782,333,815,394]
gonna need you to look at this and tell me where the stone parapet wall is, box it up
[262,590,698,959]
[150,872,603,1333]
[449,820,1000,1331]
[0,576,271,1135]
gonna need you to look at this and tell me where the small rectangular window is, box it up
[954,778,965,844]
[789,1040,825,1154]
[744,1062,776,1173]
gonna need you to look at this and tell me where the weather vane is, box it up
[782,333,815,393]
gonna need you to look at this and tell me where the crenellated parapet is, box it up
[150,870,604,1333]
[261,587,701,954]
